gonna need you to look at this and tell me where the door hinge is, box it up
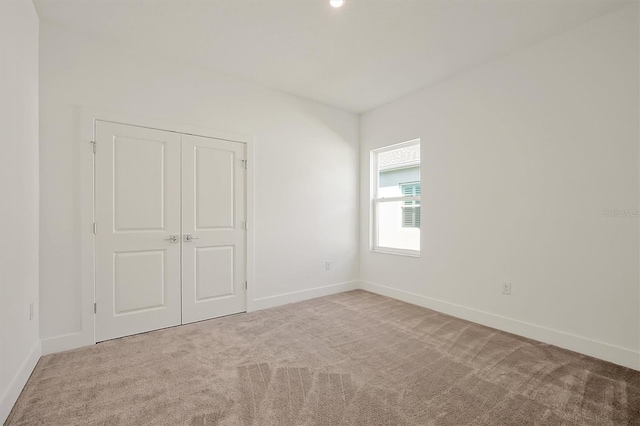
[92,222,97,234]
[245,281,248,290]
[243,221,248,230]
[241,159,247,169]
[90,140,96,154]
[93,303,97,314]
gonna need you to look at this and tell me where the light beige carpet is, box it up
[6,290,640,425]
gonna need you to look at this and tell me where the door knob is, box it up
[184,234,199,242]
[164,235,178,243]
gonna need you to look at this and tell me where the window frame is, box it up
[370,139,421,257]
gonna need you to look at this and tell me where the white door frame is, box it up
[44,108,256,355]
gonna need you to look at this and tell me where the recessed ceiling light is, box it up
[330,0,345,8]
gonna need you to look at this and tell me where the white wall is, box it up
[360,5,640,369]
[39,24,359,347]
[0,0,41,422]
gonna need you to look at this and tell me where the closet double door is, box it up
[94,121,246,342]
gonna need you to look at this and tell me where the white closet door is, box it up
[95,122,182,342]
[181,134,247,324]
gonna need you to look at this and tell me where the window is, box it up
[371,140,420,256]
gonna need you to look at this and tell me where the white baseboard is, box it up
[39,280,638,371]
[42,282,359,355]
[0,340,41,424]
[41,331,93,356]
[360,281,640,371]
[251,281,359,311]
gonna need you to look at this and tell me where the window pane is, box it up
[377,200,420,251]
[378,144,420,197]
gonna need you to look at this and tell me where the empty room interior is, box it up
[2,0,640,424]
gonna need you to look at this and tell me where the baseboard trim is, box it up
[360,281,640,370]
[41,332,93,356]
[0,340,41,424]
[251,281,359,311]
[42,282,359,355]
[40,280,637,370]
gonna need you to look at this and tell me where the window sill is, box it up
[370,247,420,258]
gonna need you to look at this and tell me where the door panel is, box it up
[95,121,181,342]
[182,134,246,324]
[195,246,234,300]
[114,250,166,314]
[114,137,166,231]
[195,146,235,229]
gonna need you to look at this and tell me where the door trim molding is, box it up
[48,107,256,354]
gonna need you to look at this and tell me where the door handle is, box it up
[184,234,199,242]
[164,235,178,243]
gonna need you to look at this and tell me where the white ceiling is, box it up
[33,0,633,113]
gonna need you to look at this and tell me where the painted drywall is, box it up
[39,23,359,346]
[360,5,639,368]
[0,0,41,422]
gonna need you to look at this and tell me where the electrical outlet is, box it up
[325,261,331,271]
[29,302,34,321]
[502,283,511,295]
